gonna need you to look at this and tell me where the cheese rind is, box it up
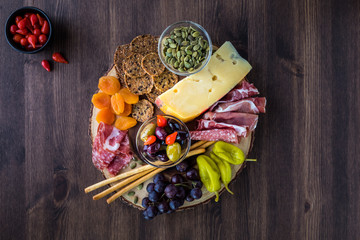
[156,41,252,122]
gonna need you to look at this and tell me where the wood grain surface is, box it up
[1,0,359,239]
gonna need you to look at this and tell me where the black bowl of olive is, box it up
[136,115,191,168]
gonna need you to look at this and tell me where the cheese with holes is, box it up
[155,41,252,122]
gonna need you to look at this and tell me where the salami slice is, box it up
[196,119,248,137]
[190,129,239,143]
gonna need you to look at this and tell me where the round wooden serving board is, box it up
[89,66,253,210]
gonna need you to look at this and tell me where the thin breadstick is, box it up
[84,164,154,193]
[199,141,215,149]
[107,168,164,204]
[189,140,207,150]
[184,148,206,158]
[92,168,153,200]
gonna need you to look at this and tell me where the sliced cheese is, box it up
[155,41,252,122]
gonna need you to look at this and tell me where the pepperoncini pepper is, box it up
[210,152,234,195]
[196,155,221,202]
[212,141,245,165]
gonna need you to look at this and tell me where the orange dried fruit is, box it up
[111,93,125,114]
[118,103,132,117]
[96,108,115,125]
[91,92,111,109]
[119,88,139,104]
[114,116,137,130]
[98,76,120,95]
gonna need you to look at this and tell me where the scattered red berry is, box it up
[41,60,51,72]
[52,52,68,64]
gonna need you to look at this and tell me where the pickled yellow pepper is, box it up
[212,141,245,165]
[196,155,221,202]
[210,152,234,195]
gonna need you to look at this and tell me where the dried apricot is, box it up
[111,93,125,114]
[118,103,132,117]
[119,88,139,104]
[98,76,120,95]
[114,116,137,130]
[91,92,111,109]
[96,108,115,125]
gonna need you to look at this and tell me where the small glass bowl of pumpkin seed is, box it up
[158,21,212,76]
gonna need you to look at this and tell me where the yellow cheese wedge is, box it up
[155,41,252,122]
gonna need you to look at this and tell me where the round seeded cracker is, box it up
[130,35,157,54]
[123,53,147,78]
[146,87,162,104]
[124,74,154,95]
[115,63,127,87]
[152,70,179,93]
[141,53,165,76]
[132,99,154,122]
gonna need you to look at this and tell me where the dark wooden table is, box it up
[1,0,359,239]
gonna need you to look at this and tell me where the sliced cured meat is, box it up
[209,80,260,111]
[190,129,239,143]
[203,112,258,131]
[196,119,248,137]
[92,122,132,174]
[222,80,260,102]
[214,97,266,114]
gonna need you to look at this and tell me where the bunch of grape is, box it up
[142,161,203,220]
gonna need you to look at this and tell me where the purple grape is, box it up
[142,197,151,208]
[176,130,189,141]
[193,180,203,189]
[171,174,184,184]
[186,195,194,202]
[146,183,155,193]
[143,145,149,152]
[155,127,168,140]
[147,141,161,155]
[169,198,184,210]
[154,181,167,193]
[143,210,152,220]
[156,151,169,162]
[186,168,200,180]
[175,186,186,199]
[148,191,160,202]
[164,184,177,199]
[167,209,175,214]
[153,173,165,184]
[176,161,189,172]
[157,201,170,213]
[144,205,158,218]
[190,188,202,199]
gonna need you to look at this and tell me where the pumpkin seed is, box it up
[184,62,191,68]
[192,52,198,57]
[169,43,177,48]
[192,31,200,37]
[127,191,135,196]
[130,162,137,169]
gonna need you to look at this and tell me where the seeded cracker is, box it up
[152,70,179,93]
[141,53,165,76]
[146,87,162,104]
[130,35,157,54]
[123,53,147,77]
[124,74,154,95]
[115,63,127,87]
[132,99,154,122]
[114,44,132,66]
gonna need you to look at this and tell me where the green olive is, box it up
[166,142,181,162]
[140,122,156,142]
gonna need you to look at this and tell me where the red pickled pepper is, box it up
[157,115,167,127]
[41,20,50,35]
[27,35,37,48]
[166,132,178,145]
[52,52,68,64]
[41,60,51,72]
[29,14,38,26]
[144,135,157,145]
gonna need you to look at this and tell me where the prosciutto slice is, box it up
[203,112,258,131]
[190,129,239,143]
[92,122,132,175]
[214,97,266,114]
[209,80,260,111]
[196,119,248,137]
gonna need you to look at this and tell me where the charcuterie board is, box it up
[89,66,254,210]
[86,26,266,219]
